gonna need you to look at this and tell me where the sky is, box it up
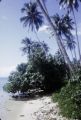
[0,0,81,77]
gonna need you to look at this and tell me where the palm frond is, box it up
[20,2,44,31]
[58,0,81,11]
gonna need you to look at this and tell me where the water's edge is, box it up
[0,78,9,119]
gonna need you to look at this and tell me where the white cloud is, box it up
[38,25,49,33]
[0,66,16,77]
[39,23,81,36]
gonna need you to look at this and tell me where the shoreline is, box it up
[0,97,26,120]
[0,96,44,120]
[0,95,69,120]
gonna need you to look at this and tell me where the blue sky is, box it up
[0,0,81,77]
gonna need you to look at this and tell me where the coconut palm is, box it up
[37,0,73,71]
[21,37,32,60]
[59,0,81,11]
[20,2,44,31]
[58,0,81,64]
[21,2,44,42]
[41,0,48,13]
[52,13,74,41]
[66,40,76,60]
[52,13,77,60]
[21,37,49,60]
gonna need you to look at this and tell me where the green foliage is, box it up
[4,63,27,93]
[20,80,29,93]
[70,67,81,82]
[58,0,81,11]
[9,72,22,92]
[52,13,74,41]
[20,2,43,31]
[26,50,69,92]
[26,71,44,89]
[21,38,49,60]
[16,63,27,75]
[4,50,68,94]
[52,79,81,119]
[4,40,69,95]
[3,83,14,93]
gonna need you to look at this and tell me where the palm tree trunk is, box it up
[41,0,48,14]
[74,47,77,60]
[37,0,73,72]
[72,9,81,64]
[70,50,73,61]
[34,29,41,42]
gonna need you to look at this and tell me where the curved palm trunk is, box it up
[72,9,81,64]
[70,49,74,60]
[42,0,48,14]
[34,29,41,42]
[74,47,77,60]
[37,0,73,72]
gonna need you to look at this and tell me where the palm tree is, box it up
[21,2,43,31]
[52,14,77,59]
[21,37,32,60]
[37,0,73,71]
[58,0,81,64]
[52,12,77,63]
[21,37,49,61]
[52,13,74,42]
[52,13,77,60]
[20,2,44,41]
[59,0,81,11]
[66,40,76,60]
[41,0,48,14]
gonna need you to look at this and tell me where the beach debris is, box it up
[33,97,68,120]
[20,114,25,117]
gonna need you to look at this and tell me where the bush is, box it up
[4,63,27,93]
[4,51,69,94]
[3,83,13,93]
[52,81,81,120]
[29,50,69,92]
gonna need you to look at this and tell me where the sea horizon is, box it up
[0,77,8,79]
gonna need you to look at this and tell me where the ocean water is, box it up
[0,78,9,119]
[0,77,8,100]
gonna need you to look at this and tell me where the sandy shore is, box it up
[1,97,44,120]
[0,96,69,120]
[1,98,26,120]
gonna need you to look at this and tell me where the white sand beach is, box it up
[0,96,69,120]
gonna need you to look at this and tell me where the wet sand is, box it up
[0,98,26,120]
[0,96,68,120]
[0,97,43,120]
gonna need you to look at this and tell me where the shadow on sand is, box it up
[11,91,52,101]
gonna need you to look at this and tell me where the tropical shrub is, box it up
[52,74,81,120]
[3,63,27,93]
[4,51,69,94]
[28,51,69,92]
[4,39,69,95]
